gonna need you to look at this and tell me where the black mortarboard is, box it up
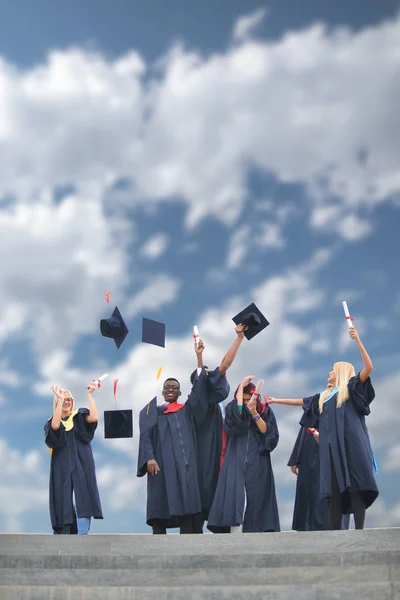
[104,409,133,439]
[232,302,270,340]
[139,397,158,434]
[100,306,129,349]
[142,318,165,348]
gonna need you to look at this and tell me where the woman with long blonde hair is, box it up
[44,382,103,534]
[267,326,378,530]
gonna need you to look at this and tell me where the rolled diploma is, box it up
[91,373,109,389]
[342,301,353,329]
[250,379,264,401]
[193,325,200,346]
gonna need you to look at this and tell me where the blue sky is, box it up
[0,0,399,533]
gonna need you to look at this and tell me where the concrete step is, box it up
[0,583,398,600]
[0,529,399,600]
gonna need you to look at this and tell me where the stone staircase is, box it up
[0,528,399,599]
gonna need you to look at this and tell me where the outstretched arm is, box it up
[265,396,304,407]
[349,327,373,383]
[218,324,247,374]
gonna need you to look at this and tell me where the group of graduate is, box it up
[137,320,378,534]
[44,313,378,535]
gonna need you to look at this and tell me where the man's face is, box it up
[162,381,181,403]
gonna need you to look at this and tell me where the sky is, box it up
[0,0,399,534]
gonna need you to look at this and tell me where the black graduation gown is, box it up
[300,373,379,513]
[288,426,331,531]
[194,367,230,519]
[44,409,103,531]
[137,373,209,528]
[207,399,280,533]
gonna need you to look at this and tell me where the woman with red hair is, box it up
[267,326,377,530]
[207,375,280,533]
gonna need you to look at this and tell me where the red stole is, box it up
[162,402,185,414]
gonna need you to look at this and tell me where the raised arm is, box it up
[236,375,255,408]
[349,327,373,383]
[85,382,99,423]
[50,386,64,430]
[218,324,247,375]
[265,396,304,407]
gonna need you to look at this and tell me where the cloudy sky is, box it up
[0,0,399,534]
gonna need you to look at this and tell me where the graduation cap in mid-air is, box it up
[100,306,129,349]
[104,409,133,439]
[139,397,158,434]
[232,302,270,340]
[142,318,165,348]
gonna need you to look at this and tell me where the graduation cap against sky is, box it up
[100,306,129,349]
[104,409,133,439]
[139,397,158,434]
[232,302,270,340]
[142,318,166,348]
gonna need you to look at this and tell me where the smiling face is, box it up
[162,379,182,403]
[61,393,74,416]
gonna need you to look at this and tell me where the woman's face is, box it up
[327,368,336,386]
[242,393,253,404]
[61,393,73,415]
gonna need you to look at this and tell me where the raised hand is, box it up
[50,385,65,402]
[348,326,360,343]
[147,459,160,476]
[246,396,258,416]
[235,323,249,337]
[241,375,255,387]
[86,382,97,394]
[194,339,205,355]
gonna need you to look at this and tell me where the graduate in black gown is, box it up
[190,324,247,530]
[268,326,378,530]
[44,383,103,534]
[137,372,209,534]
[288,425,350,530]
[207,375,280,533]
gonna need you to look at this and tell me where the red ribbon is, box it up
[113,378,119,400]
[345,316,354,321]
[105,290,111,304]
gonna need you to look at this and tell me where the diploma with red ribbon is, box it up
[89,373,109,390]
[342,301,354,329]
[193,325,200,347]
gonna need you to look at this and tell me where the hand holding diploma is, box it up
[88,373,108,391]
[342,301,354,330]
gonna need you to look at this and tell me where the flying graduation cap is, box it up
[142,318,166,348]
[100,306,129,349]
[104,409,133,439]
[232,302,270,340]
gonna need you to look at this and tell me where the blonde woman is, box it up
[44,383,103,534]
[267,327,377,530]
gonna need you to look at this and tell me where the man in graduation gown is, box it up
[137,372,209,534]
[288,425,350,531]
[191,324,247,530]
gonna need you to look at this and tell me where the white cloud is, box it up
[140,234,169,260]
[232,8,268,42]
[125,273,181,319]
[256,222,285,249]
[0,193,131,356]
[382,444,400,472]
[226,225,251,269]
[0,14,398,232]
[0,439,48,532]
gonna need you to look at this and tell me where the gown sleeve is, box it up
[207,367,230,405]
[257,406,279,454]
[347,373,375,415]
[299,393,320,429]
[186,369,210,424]
[287,426,306,467]
[74,408,98,443]
[44,419,67,449]
[137,426,156,477]
[223,399,250,437]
